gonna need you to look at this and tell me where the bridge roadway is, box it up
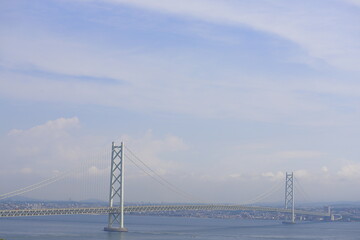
[0,204,330,218]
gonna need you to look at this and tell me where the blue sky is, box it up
[0,0,360,203]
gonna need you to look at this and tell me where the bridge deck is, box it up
[0,204,330,218]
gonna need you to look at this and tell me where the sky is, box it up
[0,0,360,203]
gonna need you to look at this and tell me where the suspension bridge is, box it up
[0,142,334,232]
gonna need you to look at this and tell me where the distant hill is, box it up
[79,198,107,204]
[0,196,39,202]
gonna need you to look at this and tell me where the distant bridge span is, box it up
[0,142,334,231]
[0,204,330,218]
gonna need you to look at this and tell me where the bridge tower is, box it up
[104,142,128,232]
[284,172,295,223]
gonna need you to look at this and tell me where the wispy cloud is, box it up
[341,0,360,7]
[8,117,80,137]
[92,0,360,71]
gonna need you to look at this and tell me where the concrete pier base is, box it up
[104,227,128,232]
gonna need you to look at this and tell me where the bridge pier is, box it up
[104,142,128,232]
[104,226,128,232]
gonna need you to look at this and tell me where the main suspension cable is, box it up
[0,170,74,200]
[241,180,283,205]
[294,177,310,202]
[125,147,203,203]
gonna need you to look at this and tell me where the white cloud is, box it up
[229,173,242,179]
[321,166,329,173]
[121,130,188,176]
[88,166,108,176]
[8,117,79,137]
[261,171,284,181]
[337,163,360,179]
[294,169,309,178]
[2,119,360,202]
[19,168,33,174]
[2,117,106,175]
[342,0,360,7]
[1,119,190,201]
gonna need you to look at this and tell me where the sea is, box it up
[1,215,360,240]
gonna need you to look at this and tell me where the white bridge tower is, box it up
[104,142,127,232]
[284,172,295,224]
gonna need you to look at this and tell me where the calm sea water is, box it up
[1,215,360,240]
